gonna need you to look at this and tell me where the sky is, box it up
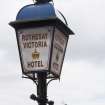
[0,0,105,105]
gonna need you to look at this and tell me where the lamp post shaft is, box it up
[37,72,47,105]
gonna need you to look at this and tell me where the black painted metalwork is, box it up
[9,0,74,105]
[36,0,52,4]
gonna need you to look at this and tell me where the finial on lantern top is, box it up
[35,0,53,4]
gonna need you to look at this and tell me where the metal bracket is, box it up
[30,94,54,105]
[47,78,58,86]
[22,73,38,86]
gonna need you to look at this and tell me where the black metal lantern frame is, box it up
[10,17,73,79]
[9,2,75,105]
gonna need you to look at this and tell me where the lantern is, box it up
[9,3,74,79]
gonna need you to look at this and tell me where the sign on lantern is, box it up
[9,3,74,79]
[17,26,53,73]
[51,28,68,76]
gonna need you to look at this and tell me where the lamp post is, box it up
[9,0,74,105]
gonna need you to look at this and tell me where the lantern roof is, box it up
[16,3,66,25]
[10,3,74,35]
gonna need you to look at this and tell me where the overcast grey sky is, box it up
[0,0,105,105]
